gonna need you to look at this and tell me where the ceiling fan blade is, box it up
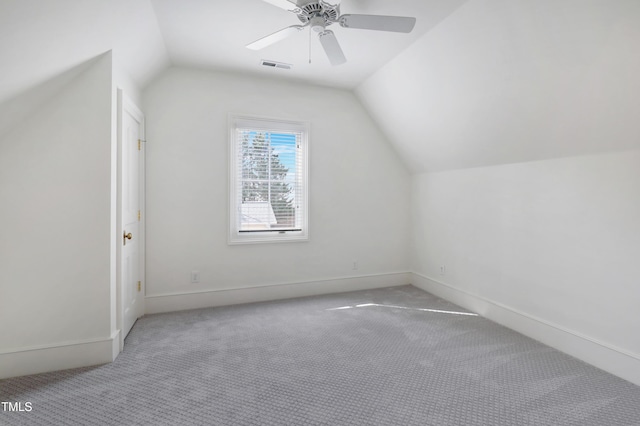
[260,0,300,12]
[339,14,416,33]
[246,25,304,50]
[318,30,346,66]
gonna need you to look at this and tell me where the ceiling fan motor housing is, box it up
[297,1,340,29]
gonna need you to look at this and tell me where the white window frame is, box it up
[228,114,309,245]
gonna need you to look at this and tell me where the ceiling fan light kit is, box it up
[310,16,327,32]
[248,0,416,66]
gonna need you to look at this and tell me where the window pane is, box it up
[269,132,296,228]
[238,130,298,231]
[230,116,307,243]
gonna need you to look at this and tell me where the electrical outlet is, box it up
[439,265,446,275]
[191,270,200,283]
[352,261,358,270]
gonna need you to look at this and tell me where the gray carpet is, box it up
[2,285,639,425]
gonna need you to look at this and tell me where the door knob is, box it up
[123,231,133,246]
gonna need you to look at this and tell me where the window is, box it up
[229,115,308,244]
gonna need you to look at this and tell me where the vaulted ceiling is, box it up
[357,0,640,172]
[0,0,466,106]
[150,0,467,88]
[2,0,639,172]
[0,0,168,105]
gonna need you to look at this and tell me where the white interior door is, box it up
[120,96,144,341]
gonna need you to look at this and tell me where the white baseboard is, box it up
[111,329,122,359]
[411,272,640,387]
[0,331,121,380]
[145,272,411,315]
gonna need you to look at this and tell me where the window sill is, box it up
[228,231,309,245]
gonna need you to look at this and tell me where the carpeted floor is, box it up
[2,285,640,425]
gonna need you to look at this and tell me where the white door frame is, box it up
[116,89,146,351]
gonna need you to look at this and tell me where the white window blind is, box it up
[229,116,308,244]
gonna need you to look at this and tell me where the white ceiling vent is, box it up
[261,60,292,70]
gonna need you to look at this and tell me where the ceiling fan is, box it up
[247,0,417,66]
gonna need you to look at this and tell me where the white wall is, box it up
[0,53,116,378]
[411,149,640,384]
[142,68,411,312]
[353,0,640,385]
[0,61,96,141]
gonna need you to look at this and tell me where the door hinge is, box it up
[138,210,141,221]
[138,139,141,151]
[137,281,141,292]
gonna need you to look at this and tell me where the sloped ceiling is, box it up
[2,0,638,173]
[357,0,640,172]
[0,0,169,105]
[149,0,468,89]
[0,0,467,106]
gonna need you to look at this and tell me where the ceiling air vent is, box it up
[261,60,292,70]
